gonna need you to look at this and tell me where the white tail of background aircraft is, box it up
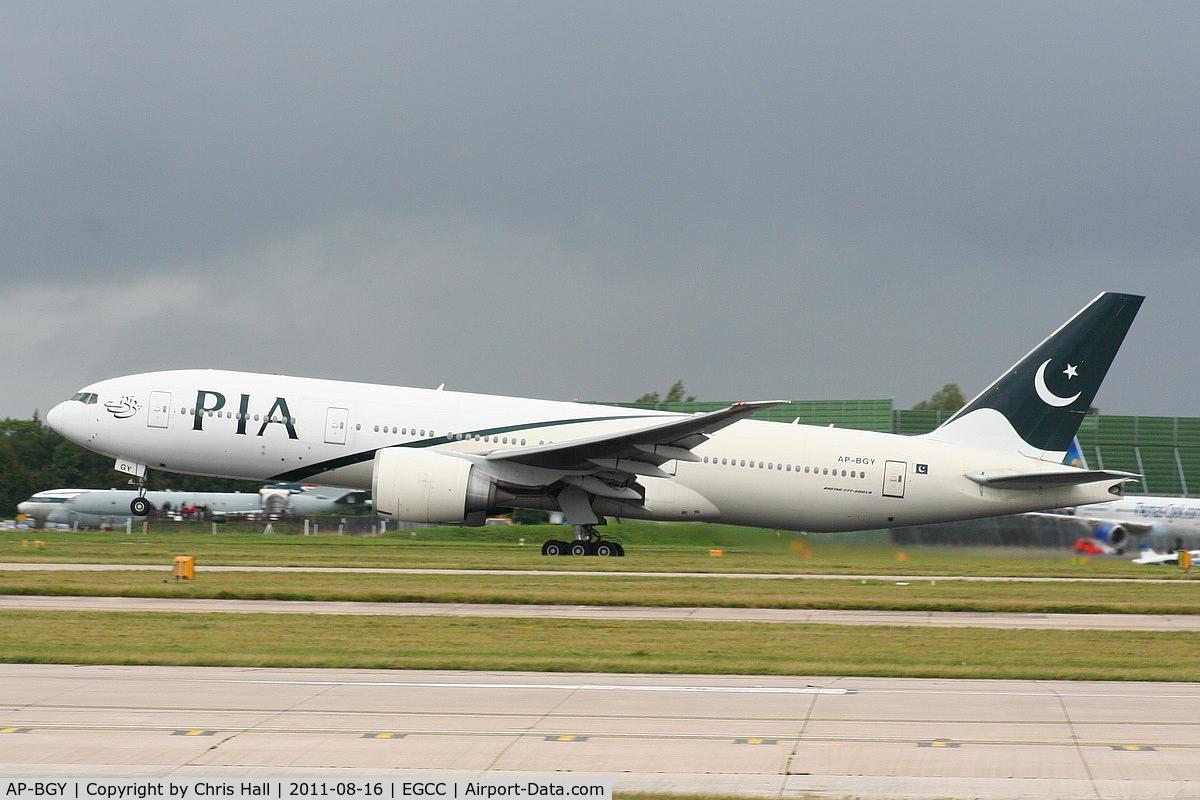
[47,292,1144,556]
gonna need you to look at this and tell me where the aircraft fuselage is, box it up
[48,369,1126,532]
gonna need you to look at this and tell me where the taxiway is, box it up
[3,564,1198,798]
[1,664,1197,799]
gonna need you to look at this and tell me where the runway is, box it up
[1,664,1197,799]
[3,567,1199,798]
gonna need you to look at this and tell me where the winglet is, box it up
[923,292,1143,461]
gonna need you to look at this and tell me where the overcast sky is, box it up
[3,2,1197,421]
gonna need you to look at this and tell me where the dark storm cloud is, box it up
[2,2,1197,419]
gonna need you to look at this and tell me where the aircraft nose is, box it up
[46,401,67,434]
[46,400,77,438]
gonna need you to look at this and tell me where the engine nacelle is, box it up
[372,448,496,525]
[1091,522,1128,552]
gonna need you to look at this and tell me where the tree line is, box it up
[0,415,258,518]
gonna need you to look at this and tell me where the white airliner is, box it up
[47,292,1144,556]
[16,489,96,522]
[1044,439,1200,555]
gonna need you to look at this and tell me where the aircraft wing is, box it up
[485,401,785,477]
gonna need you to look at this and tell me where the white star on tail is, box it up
[1035,360,1082,407]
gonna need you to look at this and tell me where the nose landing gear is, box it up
[116,459,152,517]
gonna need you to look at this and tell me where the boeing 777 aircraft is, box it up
[47,292,1143,556]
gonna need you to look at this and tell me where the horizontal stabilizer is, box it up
[966,469,1138,490]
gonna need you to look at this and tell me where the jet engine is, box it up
[371,447,498,526]
[1090,522,1128,553]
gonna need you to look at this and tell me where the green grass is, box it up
[2,522,1189,578]
[3,568,1200,614]
[4,523,1199,682]
[1,610,1197,681]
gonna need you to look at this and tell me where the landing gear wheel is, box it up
[541,540,568,556]
[569,541,590,557]
[594,541,618,557]
[130,496,152,517]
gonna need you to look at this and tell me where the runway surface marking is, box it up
[3,665,1199,799]
[75,673,1200,701]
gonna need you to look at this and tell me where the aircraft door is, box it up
[148,392,172,429]
[324,407,350,445]
[882,460,907,498]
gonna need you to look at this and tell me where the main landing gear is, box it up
[541,524,625,557]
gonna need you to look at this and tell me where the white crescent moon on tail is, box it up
[1034,359,1081,407]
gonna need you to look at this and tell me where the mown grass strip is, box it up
[4,526,1189,578]
[4,569,1200,614]
[1,610,1197,681]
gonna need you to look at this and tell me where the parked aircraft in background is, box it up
[47,293,1143,556]
[16,488,95,522]
[19,484,370,528]
[1046,439,1200,554]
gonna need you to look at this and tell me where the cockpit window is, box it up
[69,392,99,405]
